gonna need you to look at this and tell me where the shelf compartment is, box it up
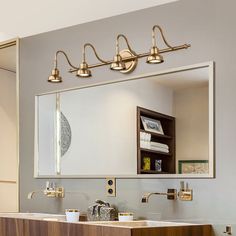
[137,106,176,174]
[140,129,172,139]
[140,148,171,156]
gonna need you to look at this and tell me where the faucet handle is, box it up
[178,189,193,201]
[46,181,50,189]
[55,187,65,198]
[180,181,185,190]
[46,181,56,190]
[51,182,56,189]
[178,182,193,201]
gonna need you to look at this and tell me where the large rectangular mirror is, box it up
[34,62,214,178]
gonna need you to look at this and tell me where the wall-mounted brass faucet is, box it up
[141,189,177,203]
[141,182,193,203]
[28,181,65,199]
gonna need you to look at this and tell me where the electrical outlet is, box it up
[106,178,116,197]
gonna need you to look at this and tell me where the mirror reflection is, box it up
[35,62,214,178]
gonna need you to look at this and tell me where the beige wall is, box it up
[173,86,209,171]
[0,69,18,212]
[0,183,18,212]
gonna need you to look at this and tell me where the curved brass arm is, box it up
[152,25,174,49]
[54,50,78,70]
[83,43,108,64]
[116,34,137,56]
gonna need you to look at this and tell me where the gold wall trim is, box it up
[0,41,16,50]
[0,180,17,184]
[0,66,16,73]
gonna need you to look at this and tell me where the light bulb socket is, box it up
[151,46,160,55]
[80,62,88,70]
[52,68,59,76]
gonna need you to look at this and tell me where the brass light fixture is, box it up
[48,68,62,83]
[110,54,125,71]
[146,25,174,64]
[110,34,138,73]
[48,50,78,83]
[77,43,108,78]
[48,25,190,83]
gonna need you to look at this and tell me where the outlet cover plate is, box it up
[106,178,116,197]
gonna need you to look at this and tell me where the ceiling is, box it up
[0,0,177,41]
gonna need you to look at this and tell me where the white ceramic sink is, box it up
[0,213,66,222]
[84,220,196,228]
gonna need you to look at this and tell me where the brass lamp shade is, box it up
[110,54,125,71]
[76,62,92,77]
[146,46,164,64]
[48,68,62,83]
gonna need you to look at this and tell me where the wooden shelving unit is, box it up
[137,106,176,174]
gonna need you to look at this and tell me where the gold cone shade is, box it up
[110,54,126,71]
[146,46,164,64]
[48,68,62,83]
[76,62,92,77]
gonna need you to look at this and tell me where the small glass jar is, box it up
[143,157,151,170]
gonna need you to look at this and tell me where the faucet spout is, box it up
[27,192,34,199]
[141,189,177,203]
[27,191,41,199]
[28,182,65,200]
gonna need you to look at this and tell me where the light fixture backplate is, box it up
[120,49,138,74]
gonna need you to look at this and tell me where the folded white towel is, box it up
[140,132,151,142]
[148,146,169,153]
[150,141,169,150]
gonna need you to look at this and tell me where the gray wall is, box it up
[19,0,236,235]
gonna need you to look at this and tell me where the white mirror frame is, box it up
[34,61,215,179]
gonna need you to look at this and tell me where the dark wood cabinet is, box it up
[137,107,176,174]
[0,217,212,236]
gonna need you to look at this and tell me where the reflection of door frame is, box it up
[0,38,19,212]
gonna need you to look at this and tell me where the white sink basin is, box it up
[85,220,196,228]
[0,213,66,222]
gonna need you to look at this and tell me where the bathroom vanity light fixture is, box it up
[110,34,138,72]
[146,25,168,64]
[48,25,190,83]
